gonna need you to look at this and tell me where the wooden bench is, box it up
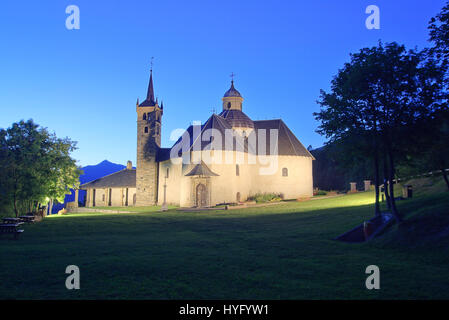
[0,224,24,240]
[19,216,35,223]
[2,217,21,224]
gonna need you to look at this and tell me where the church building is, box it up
[80,69,314,208]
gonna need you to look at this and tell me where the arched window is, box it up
[166,167,169,179]
[236,192,241,203]
[236,164,240,176]
[147,113,151,121]
[143,113,146,120]
[282,168,288,177]
[227,102,231,109]
[144,126,148,133]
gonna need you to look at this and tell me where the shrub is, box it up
[315,190,327,196]
[247,193,284,203]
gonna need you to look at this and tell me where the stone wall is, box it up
[136,104,161,206]
[85,187,136,207]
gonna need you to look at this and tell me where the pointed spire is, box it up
[140,59,158,107]
[146,69,155,104]
[160,100,164,109]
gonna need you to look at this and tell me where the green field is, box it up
[1,183,448,299]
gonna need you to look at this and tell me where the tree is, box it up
[314,42,447,222]
[429,1,449,61]
[423,2,449,190]
[397,110,449,190]
[0,120,81,217]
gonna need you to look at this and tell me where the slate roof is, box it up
[185,161,219,176]
[80,169,136,189]
[164,114,314,159]
[253,119,314,158]
[166,114,245,155]
[219,109,254,128]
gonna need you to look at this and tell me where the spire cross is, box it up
[230,72,235,82]
[150,57,154,72]
[210,107,216,114]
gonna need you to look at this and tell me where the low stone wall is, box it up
[67,207,132,214]
[226,201,284,210]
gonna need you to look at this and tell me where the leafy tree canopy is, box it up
[0,120,81,216]
[314,41,448,220]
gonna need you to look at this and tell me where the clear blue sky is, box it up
[0,0,445,167]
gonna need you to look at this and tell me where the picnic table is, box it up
[2,217,21,224]
[19,215,35,223]
[0,222,24,239]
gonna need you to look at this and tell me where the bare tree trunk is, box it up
[383,153,392,211]
[48,199,53,216]
[13,192,18,218]
[384,178,392,210]
[372,125,381,217]
[442,168,449,191]
[373,151,381,216]
[387,148,402,222]
[13,172,18,218]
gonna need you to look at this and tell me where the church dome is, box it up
[219,109,254,128]
[223,81,242,97]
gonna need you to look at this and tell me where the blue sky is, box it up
[0,0,446,167]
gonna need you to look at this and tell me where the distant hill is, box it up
[80,160,128,184]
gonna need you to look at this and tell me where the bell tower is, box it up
[136,64,163,206]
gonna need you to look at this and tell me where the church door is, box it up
[196,184,207,207]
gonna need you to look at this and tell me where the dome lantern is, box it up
[222,78,243,111]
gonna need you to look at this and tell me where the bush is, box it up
[315,190,327,196]
[247,193,284,203]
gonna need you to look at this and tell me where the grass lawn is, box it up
[1,188,448,299]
